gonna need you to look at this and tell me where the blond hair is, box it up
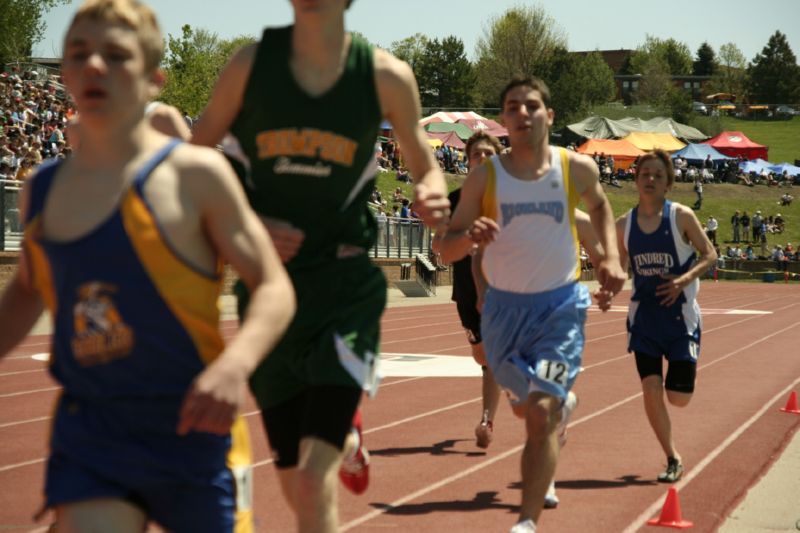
[67,0,164,71]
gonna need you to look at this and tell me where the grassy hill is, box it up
[376,171,798,253]
[695,115,800,164]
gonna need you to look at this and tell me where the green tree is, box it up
[633,58,673,108]
[747,31,800,104]
[389,33,429,73]
[708,42,748,100]
[693,42,717,76]
[543,49,615,126]
[159,25,255,116]
[416,36,475,109]
[0,0,68,65]
[630,36,692,76]
[474,5,566,107]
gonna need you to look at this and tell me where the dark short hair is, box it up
[465,131,503,162]
[634,149,676,186]
[500,76,551,110]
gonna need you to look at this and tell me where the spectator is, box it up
[396,167,411,183]
[730,210,741,243]
[751,210,763,242]
[780,192,793,206]
[692,177,703,210]
[740,211,751,243]
[774,213,785,233]
[745,245,755,260]
[706,215,718,245]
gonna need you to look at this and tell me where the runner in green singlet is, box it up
[192,1,449,531]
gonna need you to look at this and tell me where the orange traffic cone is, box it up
[647,486,693,528]
[780,391,800,414]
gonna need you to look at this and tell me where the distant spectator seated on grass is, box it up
[785,242,794,258]
[377,151,391,171]
[738,172,754,186]
[745,245,755,260]
[780,192,793,206]
[773,213,785,233]
[392,186,405,203]
[396,167,411,183]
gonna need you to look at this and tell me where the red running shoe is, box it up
[475,409,494,449]
[339,409,370,495]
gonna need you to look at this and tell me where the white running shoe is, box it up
[544,480,559,509]
[509,519,536,533]
[557,391,578,447]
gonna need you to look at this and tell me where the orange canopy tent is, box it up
[576,138,646,169]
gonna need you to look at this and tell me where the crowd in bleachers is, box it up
[0,67,73,182]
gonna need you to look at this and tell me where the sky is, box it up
[36,0,800,66]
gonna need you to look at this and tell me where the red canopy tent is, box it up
[702,131,768,161]
[456,118,508,138]
[426,131,466,149]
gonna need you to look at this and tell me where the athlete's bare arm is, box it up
[568,152,625,295]
[191,44,256,148]
[0,181,44,359]
[439,164,498,264]
[654,203,717,306]
[615,215,630,273]
[191,44,305,262]
[374,48,449,227]
[575,209,614,310]
[174,145,295,436]
[575,209,604,268]
[149,103,191,141]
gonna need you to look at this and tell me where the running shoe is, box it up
[543,480,559,509]
[657,456,684,483]
[509,519,536,533]
[475,409,494,449]
[339,409,370,495]
[557,392,578,448]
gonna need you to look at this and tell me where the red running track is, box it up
[1,282,799,532]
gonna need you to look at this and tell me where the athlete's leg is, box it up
[295,437,346,533]
[473,342,502,448]
[518,392,561,525]
[55,499,146,533]
[294,386,361,533]
[472,343,502,423]
[636,353,680,461]
[665,360,696,408]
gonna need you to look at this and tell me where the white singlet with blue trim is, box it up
[481,147,581,294]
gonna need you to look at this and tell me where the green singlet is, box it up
[231,26,386,408]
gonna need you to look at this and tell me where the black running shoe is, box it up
[657,457,684,483]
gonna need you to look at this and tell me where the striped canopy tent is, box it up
[622,132,686,152]
[424,121,475,141]
[576,138,646,169]
[456,118,508,138]
[426,131,466,149]
[419,111,488,126]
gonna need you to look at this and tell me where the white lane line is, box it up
[0,458,46,473]
[0,368,46,377]
[0,387,59,399]
[338,321,800,530]
[622,375,800,533]
[341,444,521,532]
[0,416,50,429]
